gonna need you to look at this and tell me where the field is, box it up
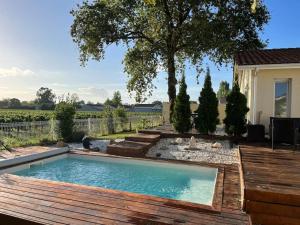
[0,110,162,148]
[0,109,160,123]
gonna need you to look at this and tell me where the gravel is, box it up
[146,138,238,164]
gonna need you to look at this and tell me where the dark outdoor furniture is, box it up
[270,117,300,149]
[247,124,265,142]
[191,113,198,128]
[82,136,92,149]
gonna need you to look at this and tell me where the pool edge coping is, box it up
[1,149,225,213]
[0,147,69,170]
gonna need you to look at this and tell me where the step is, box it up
[125,133,160,143]
[107,141,152,157]
[138,129,162,135]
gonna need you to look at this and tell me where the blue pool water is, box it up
[14,156,217,204]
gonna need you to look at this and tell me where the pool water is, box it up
[14,155,217,205]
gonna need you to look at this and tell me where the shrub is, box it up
[114,107,128,131]
[137,118,151,130]
[195,68,219,134]
[114,107,127,121]
[54,102,76,142]
[223,84,249,137]
[103,106,115,134]
[172,75,191,133]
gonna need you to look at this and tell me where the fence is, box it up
[0,115,162,142]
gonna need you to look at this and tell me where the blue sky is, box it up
[0,0,299,104]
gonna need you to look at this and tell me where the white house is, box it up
[235,48,300,130]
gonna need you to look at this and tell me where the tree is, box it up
[71,0,269,121]
[111,91,122,107]
[35,87,56,110]
[172,75,191,133]
[152,100,163,106]
[104,98,112,107]
[0,99,10,108]
[57,93,82,109]
[104,91,122,107]
[8,98,21,109]
[217,81,231,99]
[223,84,249,137]
[195,68,219,134]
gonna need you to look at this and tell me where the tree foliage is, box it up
[71,0,269,120]
[111,91,122,107]
[195,68,219,134]
[8,98,21,109]
[217,81,231,99]
[152,100,162,106]
[104,91,122,107]
[57,93,82,109]
[172,75,191,133]
[223,84,249,137]
[35,87,56,110]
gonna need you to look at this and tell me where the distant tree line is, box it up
[0,87,163,110]
[0,87,82,110]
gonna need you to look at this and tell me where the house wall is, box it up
[256,68,300,129]
[237,67,300,131]
[237,68,255,123]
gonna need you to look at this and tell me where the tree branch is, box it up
[162,0,174,28]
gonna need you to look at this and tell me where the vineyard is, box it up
[0,109,160,123]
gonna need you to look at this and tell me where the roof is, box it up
[235,48,300,66]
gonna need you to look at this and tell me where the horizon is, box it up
[0,0,300,104]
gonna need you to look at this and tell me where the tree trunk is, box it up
[167,53,177,123]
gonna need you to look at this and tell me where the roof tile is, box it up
[235,48,300,65]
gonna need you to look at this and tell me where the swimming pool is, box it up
[12,154,217,205]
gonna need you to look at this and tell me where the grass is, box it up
[0,136,56,150]
[0,131,138,150]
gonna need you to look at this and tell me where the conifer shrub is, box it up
[172,75,191,133]
[195,68,219,134]
[223,84,249,137]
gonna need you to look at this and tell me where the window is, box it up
[274,79,291,117]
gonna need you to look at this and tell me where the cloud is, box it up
[50,83,70,88]
[78,87,109,98]
[0,67,35,77]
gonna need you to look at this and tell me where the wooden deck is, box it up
[0,155,249,225]
[0,146,59,160]
[239,145,300,225]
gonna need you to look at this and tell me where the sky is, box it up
[0,0,300,104]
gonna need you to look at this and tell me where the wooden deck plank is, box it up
[125,133,160,143]
[0,157,249,224]
[0,174,244,225]
[240,145,300,225]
